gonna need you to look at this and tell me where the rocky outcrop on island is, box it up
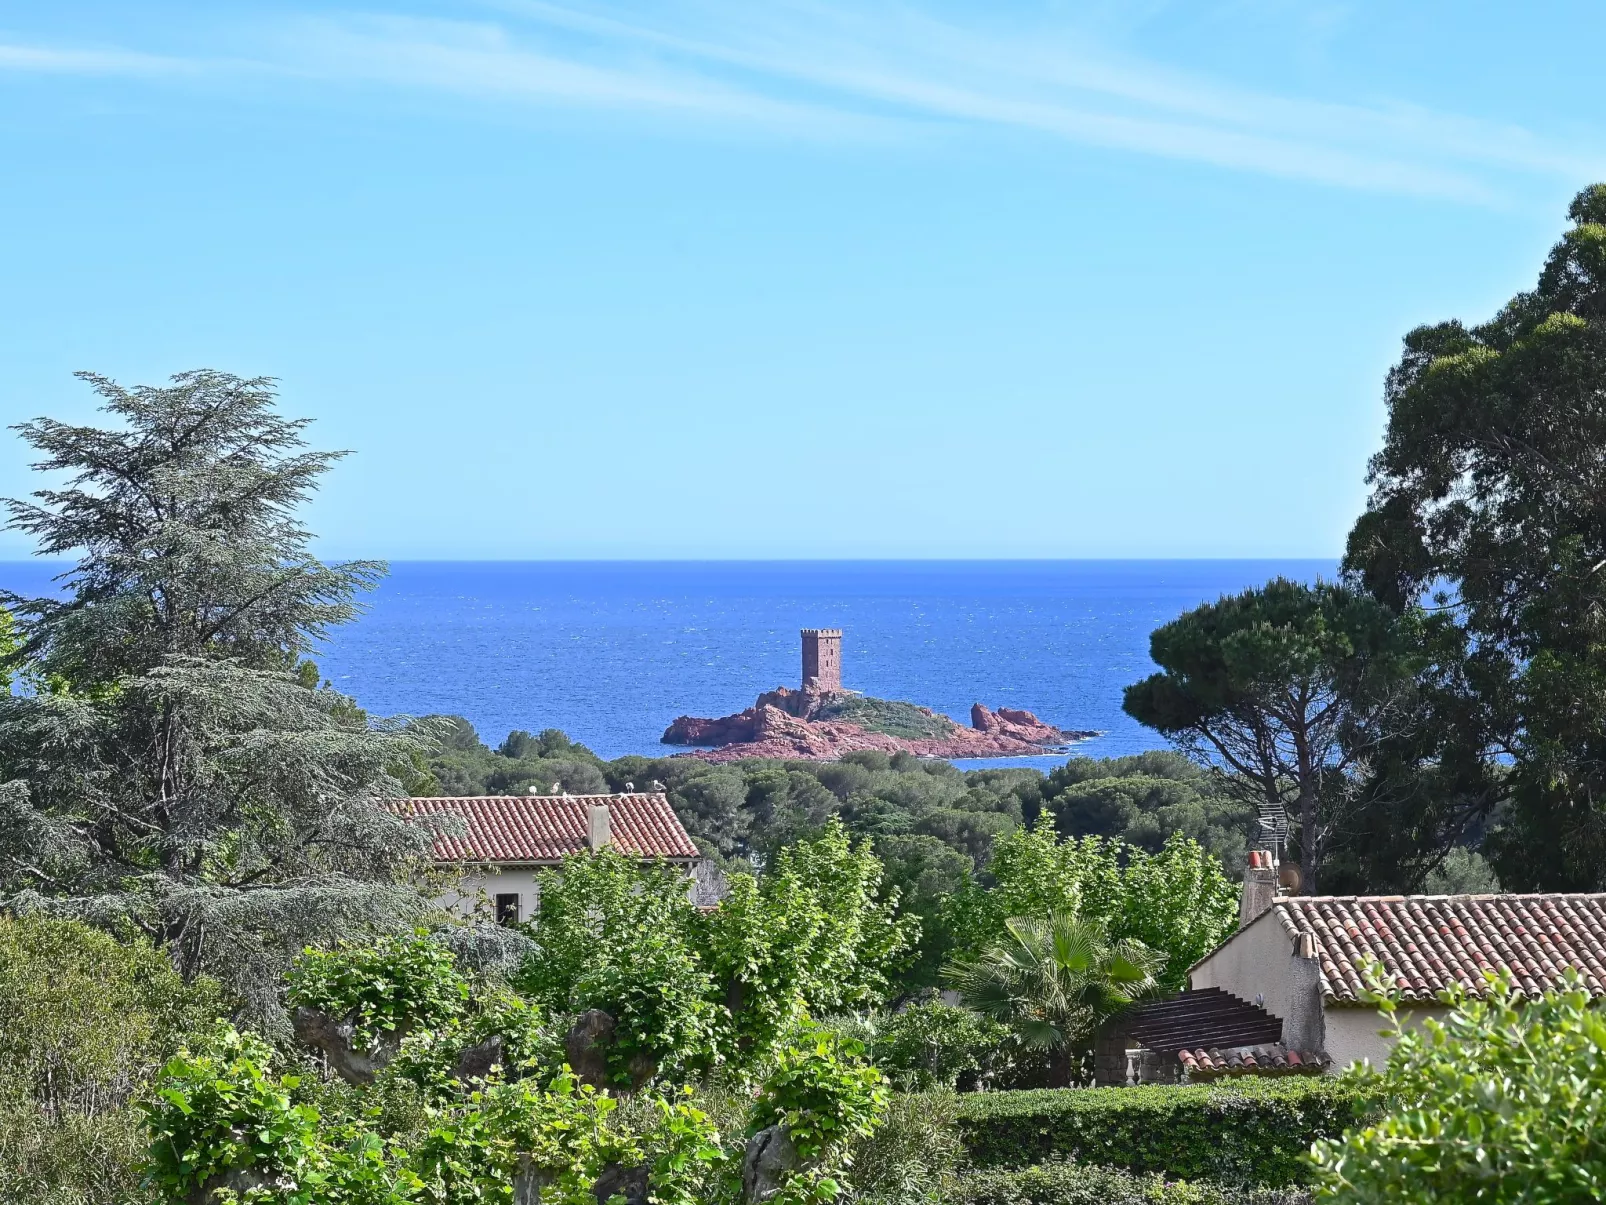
[662,692,1097,763]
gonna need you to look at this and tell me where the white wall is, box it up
[1190,908,1300,1020]
[1323,1005,1446,1070]
[434,860,702,923]
[439,866,543,923]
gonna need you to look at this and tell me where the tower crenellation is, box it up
[800,628,842,694]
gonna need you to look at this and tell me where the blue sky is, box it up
[0,2,1601,559]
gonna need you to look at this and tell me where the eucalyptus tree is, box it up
[0,370,436,1025]
[1345,184,1606,890]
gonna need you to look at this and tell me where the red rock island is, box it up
[662,629,1097,762]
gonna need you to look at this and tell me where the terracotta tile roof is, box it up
[390,793,700,864]
[1178,1045,1328,1080]
[1274,894,1606,1005]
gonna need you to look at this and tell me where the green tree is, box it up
[942,813,1236,991]
[0,371,435,1023]
[1122,577,1412,893]
[1313,970,1606,1203]
[944,914,1161,1088]
[1043,750,1254,872]
[1344,184,1606,892]
[515,820,913,1082]
[872,833,974,991]
[514,849,721,1085]
[701,819,916,1067]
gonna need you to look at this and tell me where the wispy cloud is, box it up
[0,41,190,75]
[275,15,850,133]
[2,1,1601,202]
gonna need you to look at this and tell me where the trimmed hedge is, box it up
[956,1079,1372,1187]
[954,1162,1311,1205]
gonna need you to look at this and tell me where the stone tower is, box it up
[800,629,842,694]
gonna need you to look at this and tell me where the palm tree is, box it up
[944,913,1162,1087]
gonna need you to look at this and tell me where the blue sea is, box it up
[0,560,1334,767]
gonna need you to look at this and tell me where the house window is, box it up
[494,893,521,926]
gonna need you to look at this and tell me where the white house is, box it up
[389,791,703,924]
[1187,852,1606,1069]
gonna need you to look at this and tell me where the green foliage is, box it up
[751,1024,889,1164]
[629,1091,730,1205]
[290,931,471,1054]
[0,608,22,696]
[868,1003,1013,1092]
[1418,846,1500,894]
[418,718,607,799]
[0,370,437,1027]
[416,731,1247,994]
[1344,185,1606,892]
[703,820,917,1066]
[0,915,222,1205]
[0,915,221,1117]
[1042,752,1253,872]
[953,1161,1311,1205]
[143,1025,322,1202]
[1311,970,1606,1203]
[516,847,720,1085]
[811,696,958,740]
[841,1089,964,1205]
[412,1069,623,1205]
[515,822,912,1084]
[944,814,1237,992]
[945,914,1161,1086]
[955,1080,1373,1187]
[142,1025,730,1205]
[1122,578,1415,893]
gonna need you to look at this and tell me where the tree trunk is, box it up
[1299,786,1319,896]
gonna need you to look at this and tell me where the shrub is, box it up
[287,930,469,1053]
[752,1025,889,1165]
[142,1025,322,1203]
[842,1089,963,1205]
[0,915,221,1205]
[869,1003,1015,1092]
[1311,969,1606,1203]
[956,1079,1372,1187]
[953,1161,1311,1205]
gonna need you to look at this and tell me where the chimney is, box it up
[1240,849,1279,928]
[586,802,611,852]
[1282,926,1326,1055]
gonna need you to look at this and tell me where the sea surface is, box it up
[0,559,1335,768]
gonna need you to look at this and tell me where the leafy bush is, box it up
[942,815,1238,992]
[143,1025,322,1203]
[0,915,221,1205]
[752,1025,889,1165]
[288,930,469,1053]
[954,1161,1310,1205]
[1312,970,1606,1203]
[517,823,913,1085]
[842,1089,963,1205]
[956,1080,1372,1187]
[514,848,721,1085]
[869,1002,1013,1091]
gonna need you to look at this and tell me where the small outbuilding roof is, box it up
[390,793,700,864]
[1107,987,1284,1053]
[1274,894,1606,1004]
